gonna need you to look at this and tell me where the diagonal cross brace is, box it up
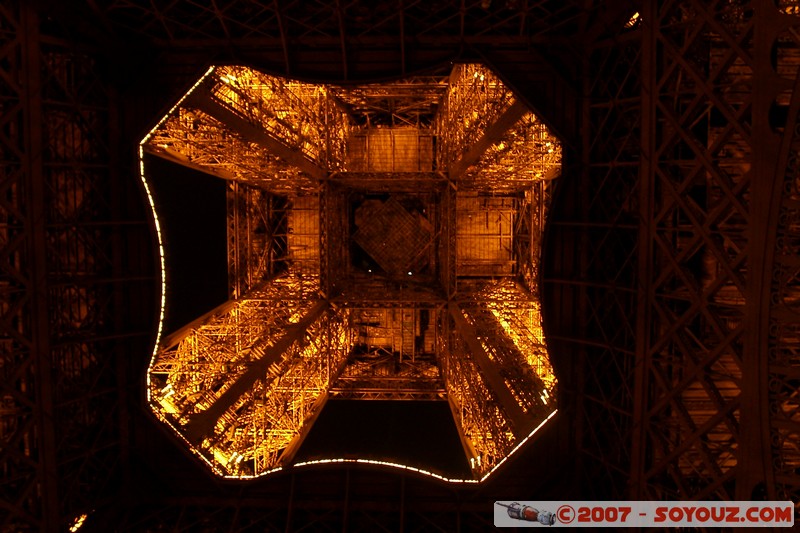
[186,300,329,442]
[276,343,352,466]
[185,88,327,181]
[448,302,529,439]
[448,99,528,179]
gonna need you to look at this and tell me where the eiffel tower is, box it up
[144,64,559,479]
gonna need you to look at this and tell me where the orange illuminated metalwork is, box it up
[141,64,562,480]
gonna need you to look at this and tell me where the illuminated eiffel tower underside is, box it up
[143,64,561,480]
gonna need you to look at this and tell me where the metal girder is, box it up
[448,100,528,179]
[276,311,354,465]
[634,0,753,501]
[143,144,239,181]
[439,184,457,298]
[143,106,316,193]
[765,1,800,511]
[227,184,285,299]
[457,113,561,192]
[447,302,529,438]
[331,172,447,192]
[513,183,548,294]
[333,278,446,308]
[435,65,515,173]
[320,181,348,297]
[185,88,327,181]
[92,1,588,51]
[185,300,329,442]
[741,0,788,503]
[148,270,357,477]
[0,4,61,529]
[619,1,800,512]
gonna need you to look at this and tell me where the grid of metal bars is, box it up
[7,0,800,529]
[142,62,559,484]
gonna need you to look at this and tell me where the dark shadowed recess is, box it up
[143,154,229,335]
[296,400,472,479]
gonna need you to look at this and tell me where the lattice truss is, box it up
[472,280,555,394]
[435,64,515,169]
[149,274,354,477]
[514,183,549,294]
[460,112,561,190]
[441,281,557,477]
[594,0,800,513]
[330,77,448,128]
[633,0,750,502]
[438,327,515,477]
[91,1,587,57]
[146,107,312,191]
[143,62,560,479]
[769,0,800,513]
[2,3,155,530]
[332,306,444,401]
[208,66,348,170]
[227,184,287,299]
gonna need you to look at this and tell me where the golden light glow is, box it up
[625,12,641,28]
[141,63,560,481]
[69,514,88,532]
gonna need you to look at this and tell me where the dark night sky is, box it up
[297,400,472,478]
[144,154,229,335]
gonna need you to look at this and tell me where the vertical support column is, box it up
[319,181,328,297]
[738,0,784,500]
[227,180,242,298]
[21,3,59,529]
[630,0,656,499]
[439,183,457,298]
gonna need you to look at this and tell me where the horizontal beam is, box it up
[329,389,447,400]
[447,302,529,438]
[186,300,329,442]
[152,34,579,49]
[185,89,326,181]
[330,172,447,192]
[142,144,239,182]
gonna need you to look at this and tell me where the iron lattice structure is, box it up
[1,0,799,530]
[543,0,800,511]
[142,63,560,480]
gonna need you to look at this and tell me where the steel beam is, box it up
[629,0,656,499]
[186,301,329,442]
[738,0,785,501]
[448,99,528,178]
[447,302,528,438]
[768,12,800,509]
[143,144,239,181]
[186,88,326,181]
[21,4,59,529]
[331,172,447,192]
